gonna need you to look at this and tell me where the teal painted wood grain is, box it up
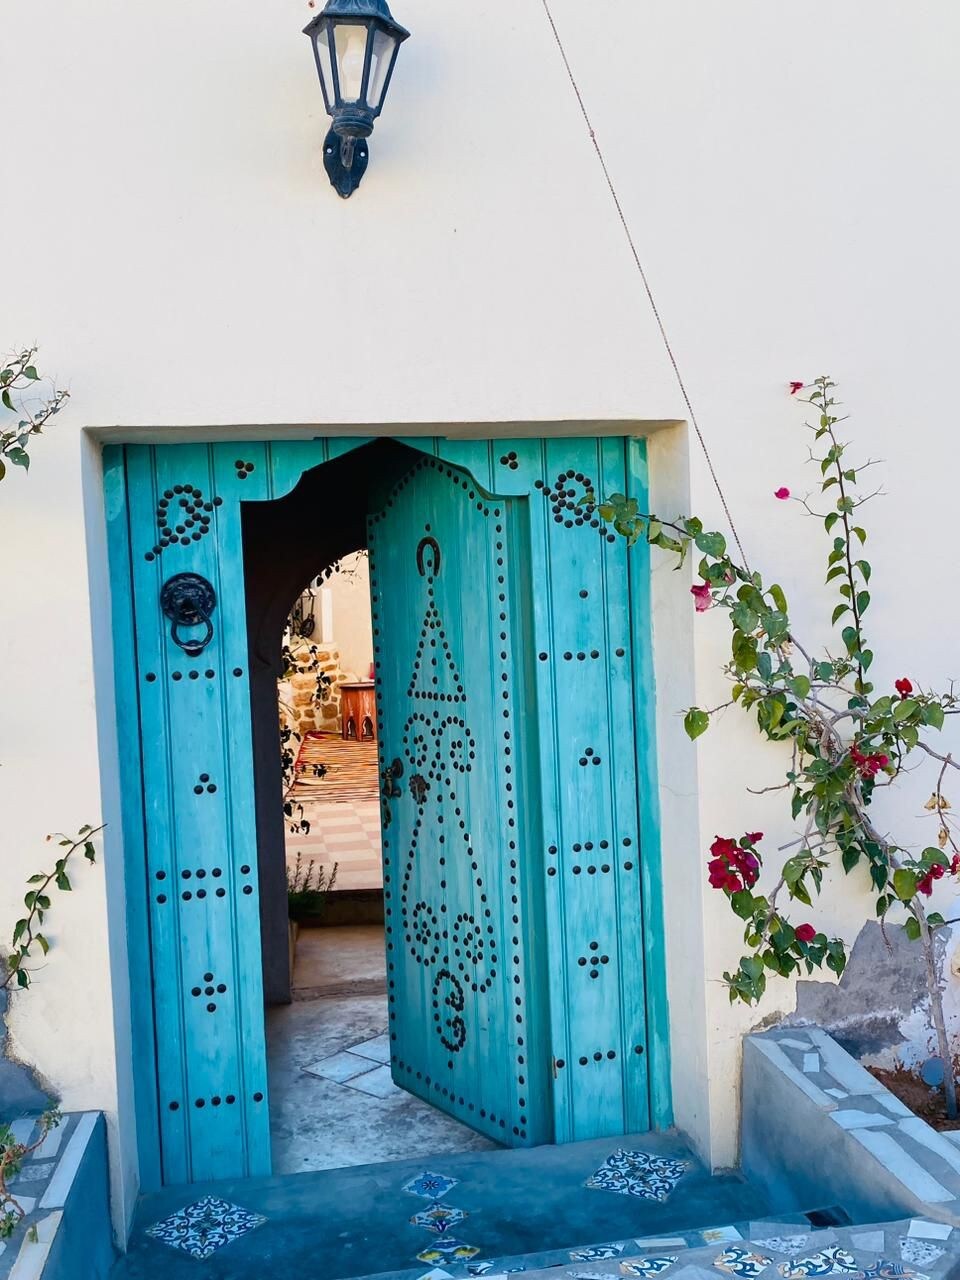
[626,438,673,1129]
[103,445,164,1191]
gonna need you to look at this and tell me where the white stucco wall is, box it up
[2,0,960,1225]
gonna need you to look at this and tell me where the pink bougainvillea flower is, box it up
[951,854,960,877]
[708,835,761,893]
[795,923,817,944]
[917,862,946,897]
[789,381,804,395]
[745,832,764,845]
[895,677,913,699]
[774,487,791,500]
[849,744,889,779]
[690,581,712,612]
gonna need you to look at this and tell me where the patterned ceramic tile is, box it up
[899,1239,944,1268]
[858,1266,929,1280]
[570,1242,626,1261]
[620,1257,680,1276]
[585,1149,688,1202]
[703,1228,745,1245]
[416,1270,454,1280]
[778,1248,858,1278]
[145,1196,266,1259]
[410,1203,468,1234]
[416,1238,481,1264]
[713,1247,773,1277]
[403,1171,460,1199]
[466,1265,495,1276]
[753,1237,810,1254]
[571,1273,619,1280]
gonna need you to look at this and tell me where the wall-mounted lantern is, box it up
[303,0,411,198]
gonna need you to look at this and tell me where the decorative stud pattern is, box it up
[190,971,227,1013]
[233,459,255,479]
[144,484,221,561]
[499,451,519,470]
[535,468,618,543]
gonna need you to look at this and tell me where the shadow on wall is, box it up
[788,920,959,1069]
[0,987,52,1116]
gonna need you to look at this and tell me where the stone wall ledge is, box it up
[0,1112,113,1280]
[743,1026,960,1225]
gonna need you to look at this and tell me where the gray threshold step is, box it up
[114,1131,771,1279]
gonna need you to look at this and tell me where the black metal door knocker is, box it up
[160,573,217,657]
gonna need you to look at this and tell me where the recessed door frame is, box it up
[103,432,672,1192]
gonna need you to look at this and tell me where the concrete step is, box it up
[356,1209,960,1280]
[116,1132,772,1279]
[348,1206,851,1280]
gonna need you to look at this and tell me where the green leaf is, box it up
[789,675,811,698]
[695,531,727,557]
[84,841,96,864]
[684,708,710,740]
[731,890,756,919]
[35,934,49,955]
[769,584,788,613]
[903,916,921,942]
[923,704,946,731]
[893,868,918,902]
[831,603,848,625]
[1,389,13,412]
[852,527,867,544]
[731,602,759,634]
[893,698,919,722]
[8,448,29,470]
[23,366,39,380]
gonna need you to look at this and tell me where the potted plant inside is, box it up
[286,853,339,976]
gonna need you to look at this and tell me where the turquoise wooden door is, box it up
[116,445,273,1185]
[368,455,552,1146]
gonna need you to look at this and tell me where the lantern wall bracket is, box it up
[324,128,370,198]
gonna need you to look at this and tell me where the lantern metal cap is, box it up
[303,0,410,43]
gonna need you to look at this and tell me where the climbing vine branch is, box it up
[581,377,960,1118]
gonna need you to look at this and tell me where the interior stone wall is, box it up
[278,639,344,739]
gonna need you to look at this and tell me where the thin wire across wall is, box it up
[538,0,749,568]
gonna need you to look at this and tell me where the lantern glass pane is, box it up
[314,25,337,108]
[367,28,398,111]
[333,22,369,104]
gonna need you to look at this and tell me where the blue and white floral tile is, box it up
[416,1237,481,1264]
[754,1237,811,1255]
[410,1203,468,1234]
[586,1152,691,1198]
[858,1265,930,1280]
[570,1242,625,1261]
[778,1248,859,1278]
[620,1256,680,1277]
[899,1239,945,1269]
[403,1170,460,1200]
[585,1150,688,1203]
[713,1247,773,1278]
[145,1196,266,1259]
[466,1266,528,1276]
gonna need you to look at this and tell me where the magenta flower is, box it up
[789,381,804,395]
[691,582,712,613]
[775,487,790,500]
